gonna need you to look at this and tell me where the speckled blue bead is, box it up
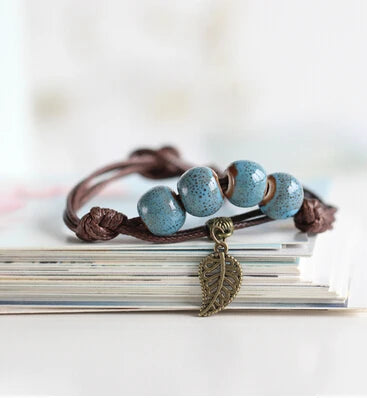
[137,186,186,236]
[177,166,224,217]
[225,160,267,207]
[260,172,304,219]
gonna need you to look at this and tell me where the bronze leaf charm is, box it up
[198,217,242,317]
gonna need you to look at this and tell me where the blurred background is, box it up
[1,0,367,180]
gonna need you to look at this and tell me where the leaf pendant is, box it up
[199,251,242,317]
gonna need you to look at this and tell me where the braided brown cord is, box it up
[64,146,337,243]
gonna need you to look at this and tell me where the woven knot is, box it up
[129,146,184,179]
[294,198,337,234]
[76,207,127,242]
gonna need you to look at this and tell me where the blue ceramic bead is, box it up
[260,172,304,219]
[177,166,224,217]
[225,160,267,207]
[137,186,186,236]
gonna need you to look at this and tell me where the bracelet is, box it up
[64,146,337,316]
[64,146,337,243]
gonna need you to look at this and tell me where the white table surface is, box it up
[0,310,366,395]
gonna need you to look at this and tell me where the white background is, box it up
[1,0,367,179]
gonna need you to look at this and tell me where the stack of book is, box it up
[0,177,351,314]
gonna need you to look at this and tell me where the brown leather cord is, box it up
[64,146,337,243]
